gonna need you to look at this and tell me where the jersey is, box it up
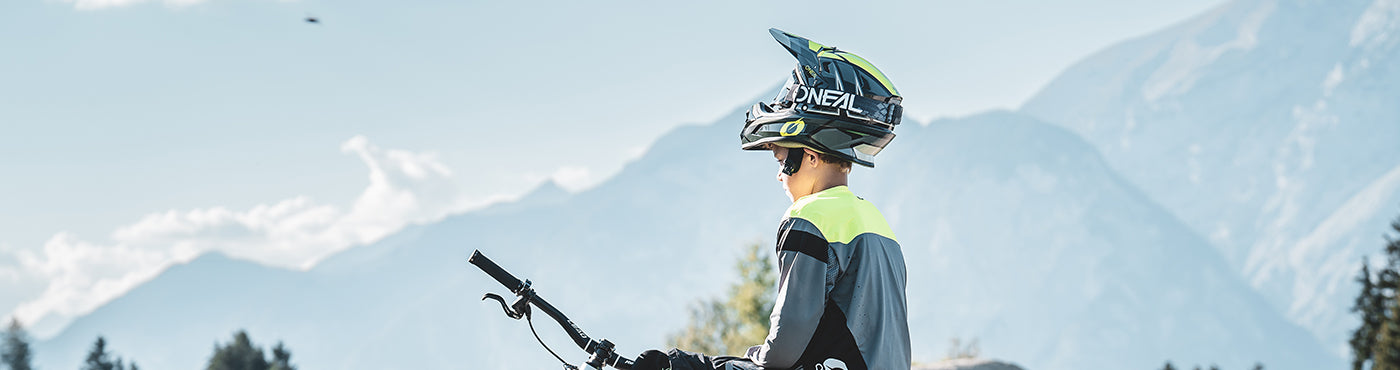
[745,185,910,370]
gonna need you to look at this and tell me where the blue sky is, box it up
[0,0,1226,336]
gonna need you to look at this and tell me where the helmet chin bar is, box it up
[781,147,805,176]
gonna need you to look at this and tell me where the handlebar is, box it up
[469,250,635,369]
[469,250,524,293]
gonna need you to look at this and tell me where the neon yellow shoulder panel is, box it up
[785,186,897,244]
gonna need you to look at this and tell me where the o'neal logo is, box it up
[780,119,805,136]
[792,85,864,114]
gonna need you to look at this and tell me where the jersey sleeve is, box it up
[748,218,830,369]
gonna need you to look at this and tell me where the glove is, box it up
[633,349,671,370]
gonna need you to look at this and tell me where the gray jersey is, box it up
[746,186,910,370]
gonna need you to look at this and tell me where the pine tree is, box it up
[1161,361,1176,370]
[207,330,269,370]
[82,336,127,370]
[1353,260,1382,370]
[206,330,294,370]
[1377,218,1400,299]
[1355,215,1400,369]
[269,342,295,370]
[1,318,34,370]
[1374,218,1400,370]
[1376,294,1400,370]
[668,244,776,355]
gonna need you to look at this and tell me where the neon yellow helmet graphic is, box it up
[779,119,805,137]
[741,28,903,168]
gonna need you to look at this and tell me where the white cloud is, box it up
[60,0,206,11]
[625,145,651,160]
[3,135,489,337]
[550,166,594,192]
[1350,0,1400,48]
[11,233,169,327]
[1323,63,1345,97]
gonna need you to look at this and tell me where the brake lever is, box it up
[482,293,525,320]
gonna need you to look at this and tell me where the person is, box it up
[634,28,909,370]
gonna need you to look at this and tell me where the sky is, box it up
[0,0,1227,337]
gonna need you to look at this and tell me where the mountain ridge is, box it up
[1021,0,1400,352]
[34,108,1337,370]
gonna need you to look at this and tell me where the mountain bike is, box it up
[469,250,637,370]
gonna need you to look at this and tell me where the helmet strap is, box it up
[781,147,805,176]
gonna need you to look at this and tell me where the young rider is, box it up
[634,29,909,370]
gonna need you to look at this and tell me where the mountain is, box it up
[33,107,787,370]
[1020,0,1400,352]
[866,112,1332,369]
[33,252,312,369]
[33,107,1335,369]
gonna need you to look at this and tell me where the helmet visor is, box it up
[771,72,796,105]
[748,70,800,123]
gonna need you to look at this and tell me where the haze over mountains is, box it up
[32,108,1337,370]
[25,0,1400,369]
[1022,0,1400,354]
[867,112,1331,369]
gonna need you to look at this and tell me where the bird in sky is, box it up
[305,15,320,24]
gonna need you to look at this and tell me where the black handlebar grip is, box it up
[469,250,524,293]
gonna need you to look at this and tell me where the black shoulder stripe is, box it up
[778,228,829,263]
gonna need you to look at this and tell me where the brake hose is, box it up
[528,310,578,370]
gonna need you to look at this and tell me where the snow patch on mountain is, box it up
[1143,0,1273,102]
[1286,163,1400,355]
